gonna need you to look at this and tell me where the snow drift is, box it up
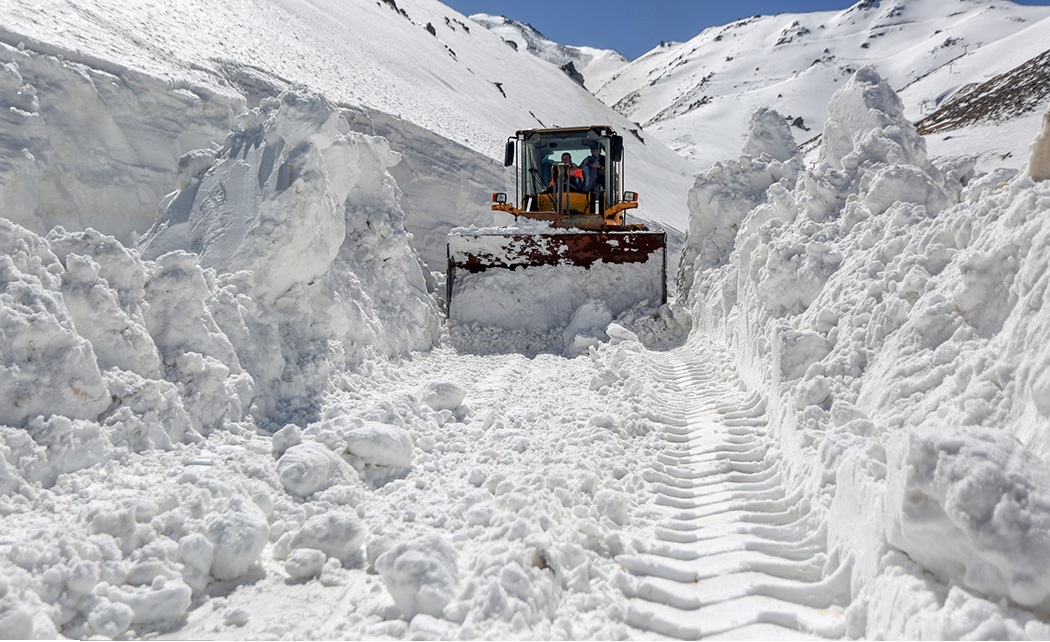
[679,66,1050,636]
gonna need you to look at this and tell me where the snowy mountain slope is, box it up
[898,12,1050,121]
[0,0,693,262]
[593,0,1050,169]
[468,13,629,91]
[903,16,1050,170]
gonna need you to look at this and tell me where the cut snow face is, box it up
[0,41,239,243]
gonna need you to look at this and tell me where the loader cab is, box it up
[499,125,635,228]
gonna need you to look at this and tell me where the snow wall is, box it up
[679,66,1050,637]
[0,41,240,242]
[3,87,439,429]
[0,87,441,637]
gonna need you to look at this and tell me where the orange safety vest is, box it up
[550,165,583,185]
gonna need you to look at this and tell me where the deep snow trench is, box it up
[6,22,1050,638]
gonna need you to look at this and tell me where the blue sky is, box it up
[441,0,1050,59]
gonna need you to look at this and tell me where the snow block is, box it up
[342,421,413,468]
[376,534,459,619]
[290,510,366,563]
[886,426,1050,610]
[278,441,358,497]
[206,497,270,581]
[419,380,467,412]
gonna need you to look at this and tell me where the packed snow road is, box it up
[135,329,848,640]
[617,349,847,639]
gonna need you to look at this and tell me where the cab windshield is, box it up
[522,131,608,197]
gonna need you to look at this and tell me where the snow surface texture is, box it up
[5,0,1050,639]
[680,66,1050,635]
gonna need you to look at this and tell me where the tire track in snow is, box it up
[617,346,848,640]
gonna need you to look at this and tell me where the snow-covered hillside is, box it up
[468,14,629,91]
[0,0,694,271]
[594,0,1050,169]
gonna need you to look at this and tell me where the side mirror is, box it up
[504,140,515,167]
[610,135,623,162]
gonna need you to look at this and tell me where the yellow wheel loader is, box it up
[447,125,667,330]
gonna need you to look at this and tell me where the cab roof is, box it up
[514,125,617,138]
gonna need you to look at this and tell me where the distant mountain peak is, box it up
[468,13,628,90]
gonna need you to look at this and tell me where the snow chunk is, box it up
[285,549,326,580]
[278,441,357,497]
[820,66,928,171]
[742,107,797,162]
[594,489,630,526]
[865,164,951,217]
[223,607,250,627]
[48,227,162,377]
[104,577,193,625]
[563,299,613,356]
[887,426,1050,609]
[342,421,413,468]
[0,597,34,639]
[206,497,270,581]
[375,534,459,619]
[1029,106,1050,182]
[0,219,109,425]
[103,369,198,451]
[87,600,135,638]
[419,380,467,411]
[178,533,214,592]
[290,510,366,563]
[774,328,831,382]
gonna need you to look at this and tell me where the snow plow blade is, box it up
[447,230,667,330]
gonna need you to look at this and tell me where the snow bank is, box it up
[140,90,440,420]
[0,87,443,637]
[680,66,1050,636]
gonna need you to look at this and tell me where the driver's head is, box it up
[561,153,572,164]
